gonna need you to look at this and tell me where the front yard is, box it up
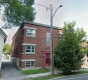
[22,67,49,75]
[31,70,88,80]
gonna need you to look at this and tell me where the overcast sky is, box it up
[1,0,88,36]
[33,0,88,34]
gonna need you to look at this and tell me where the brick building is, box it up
[11,21,61,70]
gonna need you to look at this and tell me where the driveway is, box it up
[1,55,24,78]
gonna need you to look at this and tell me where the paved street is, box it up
[54,74,88,80]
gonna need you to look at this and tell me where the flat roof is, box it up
[24,21,61,29]
[12,21,62,39]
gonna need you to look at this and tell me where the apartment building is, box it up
[11,21,61,70]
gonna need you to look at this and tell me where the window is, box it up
[26,29,36,37]
[59,32,63,40]
[59,34,62,40]
[25,61,35,67]
[26,45,35,53]
[46,32,51,46]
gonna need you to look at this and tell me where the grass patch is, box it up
[22,67,49,75]
[76,70,88,74]
[31,74,62,80]
[31,70,88,80]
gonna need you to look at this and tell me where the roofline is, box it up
[12,22,24,39]
[24,21,62,29]
[12,21,62,39]
[0,28,7,42]
[0,28,7,38]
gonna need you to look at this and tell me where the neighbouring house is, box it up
[0,28,7,71]
[81,41,88,68]
[11,21,62,70]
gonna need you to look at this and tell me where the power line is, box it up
[29,2,62,75]
[46,9,61,27]
[34,3,49,8]
[55,15,61,27]
[41,0,50,6]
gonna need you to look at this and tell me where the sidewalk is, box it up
[0,68,88,80]
[0,72,51,80]
[0,70,62,80]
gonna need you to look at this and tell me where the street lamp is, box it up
[50,4,62,75]
[34,3,62,75]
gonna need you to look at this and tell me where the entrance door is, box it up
[45,53,50,66]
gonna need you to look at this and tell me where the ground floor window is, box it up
[25,61,35,67]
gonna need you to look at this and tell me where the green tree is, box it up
[3,43,11,57]
[0,0,36,28]
[54,21,86,74]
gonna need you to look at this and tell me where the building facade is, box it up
[11,21,61,70]
[0,28,7,71]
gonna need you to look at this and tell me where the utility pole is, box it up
[34,3,62,75]
[50,4,62,75]
[50,4,54,75]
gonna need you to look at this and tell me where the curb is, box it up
[48,73,88,80]
[48,76,68,80]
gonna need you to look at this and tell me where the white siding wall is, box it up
[0,33,4,70]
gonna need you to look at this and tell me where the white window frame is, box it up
[26,29,36,37]
[59,32,63,40]
[25,45,36,54]
[25,61,35,68]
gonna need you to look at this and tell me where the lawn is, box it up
[22,67,49,75]
[31,74,62,80]
[76,70,88,74]
[31,70,88,80]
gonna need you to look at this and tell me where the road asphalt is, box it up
[53,74,88,80]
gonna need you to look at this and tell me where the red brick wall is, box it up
[21,23,59,67]
[11,23,60,68]
[11,24,24,58]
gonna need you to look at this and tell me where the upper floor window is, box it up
[46,32,51,46]
[59,34,62,40]
[26,29,36,37]
[59,32,63,40]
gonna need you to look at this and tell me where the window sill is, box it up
[25,66,34,68]
[26,36,36,38]
[21,53,36,54]
[22,36,36,38]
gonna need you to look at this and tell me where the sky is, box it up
[33,0,88,34]
[0,0,88,39]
